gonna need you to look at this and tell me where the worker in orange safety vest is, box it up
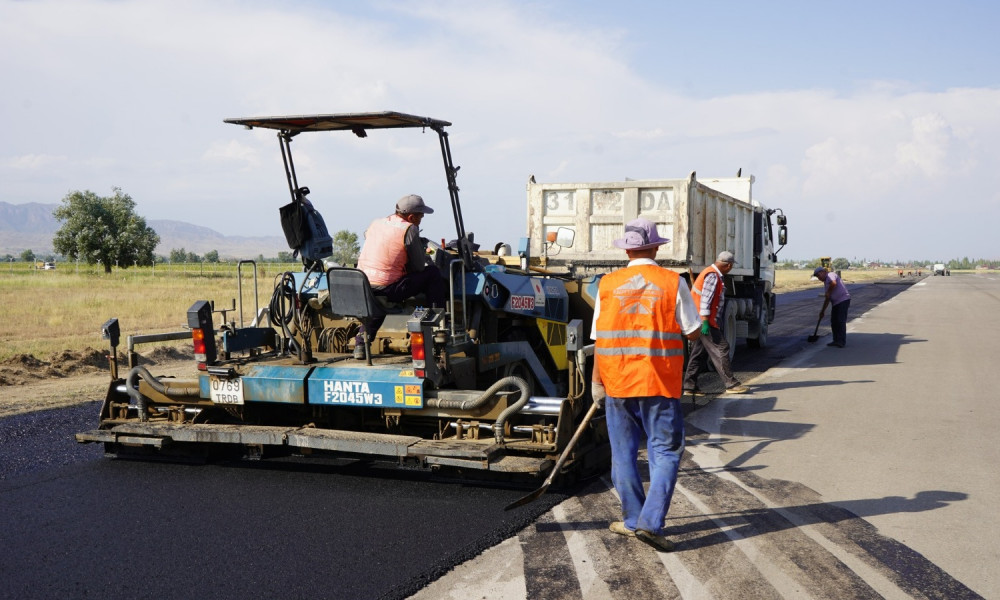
[682,251,750,395]
[590,218,701,552]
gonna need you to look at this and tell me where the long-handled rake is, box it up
[504,402,600,511]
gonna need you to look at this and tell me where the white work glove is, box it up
[591,381,607,408]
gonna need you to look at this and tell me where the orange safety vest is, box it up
[357,214,412,286]
[691,265,724,328]
[595,264,685,399]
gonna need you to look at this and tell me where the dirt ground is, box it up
[0,346,197,418]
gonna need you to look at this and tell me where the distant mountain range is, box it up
[0,202,288,259]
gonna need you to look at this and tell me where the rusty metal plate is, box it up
[285,428,422,457]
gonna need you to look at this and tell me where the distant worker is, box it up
[814,266,851,348]
[355,194,448,358]
[591,218,701,552]
[682,251,751,395]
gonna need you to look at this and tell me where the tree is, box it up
[277,251,294,263]
[53,188,159,274]
[20,249,35,263]
[331,230,360,266]
[204,250,219,263]
[169,248,187,263]
[832,257,851,271]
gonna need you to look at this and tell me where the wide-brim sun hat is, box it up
[613,218,670,250]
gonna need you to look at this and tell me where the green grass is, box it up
[0,263,300,361]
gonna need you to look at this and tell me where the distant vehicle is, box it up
[43,262,56,270]
[933,263,949,276]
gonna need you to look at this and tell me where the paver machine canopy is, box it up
[224,111,478,272]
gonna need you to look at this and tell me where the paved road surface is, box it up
[411,274,997,599]
[4,274,993,599]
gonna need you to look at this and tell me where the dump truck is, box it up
[525,172,788,357]
[76,112,609,484]
[933,263,949,276]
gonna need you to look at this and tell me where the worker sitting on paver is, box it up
[355,194,448,359]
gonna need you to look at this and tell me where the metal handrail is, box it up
[237,260,259,329]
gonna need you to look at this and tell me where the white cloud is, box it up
[2,1,999,260]
[202,140,261,169]
[4,154,68,170]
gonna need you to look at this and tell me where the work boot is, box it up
[636,529,675,552]
[609,521,636,537]
[724,384,749,394]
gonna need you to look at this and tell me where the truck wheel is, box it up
[747,303,769,349]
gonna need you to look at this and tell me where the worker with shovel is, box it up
[814,266,851,347]
[590,218,701,552]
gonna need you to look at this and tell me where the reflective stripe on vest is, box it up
[357,214,411,286]
[691,265,724,328]
[595,265,684,399]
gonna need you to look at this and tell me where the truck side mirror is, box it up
[554,227,575,248]
[778,225,787,246]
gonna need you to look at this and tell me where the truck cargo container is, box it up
[526,172,787,356]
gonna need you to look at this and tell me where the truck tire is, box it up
[746,300,769,349]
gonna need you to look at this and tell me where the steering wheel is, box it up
[421,237,443,266]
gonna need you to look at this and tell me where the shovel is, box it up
[807,313,823,342]
[504,401,600,511]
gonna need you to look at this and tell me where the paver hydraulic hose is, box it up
[126,366,201,422]
[424,375,530,443]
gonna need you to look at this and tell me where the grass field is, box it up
[773,267,890,292]
[0,264,904,363]
[0,263,299,362]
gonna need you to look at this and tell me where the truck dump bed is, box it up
[527,172,759,275]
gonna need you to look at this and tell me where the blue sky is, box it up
[2,0,998,262]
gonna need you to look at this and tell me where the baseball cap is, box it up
[396,194,434,214]
[717,251,735,264]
